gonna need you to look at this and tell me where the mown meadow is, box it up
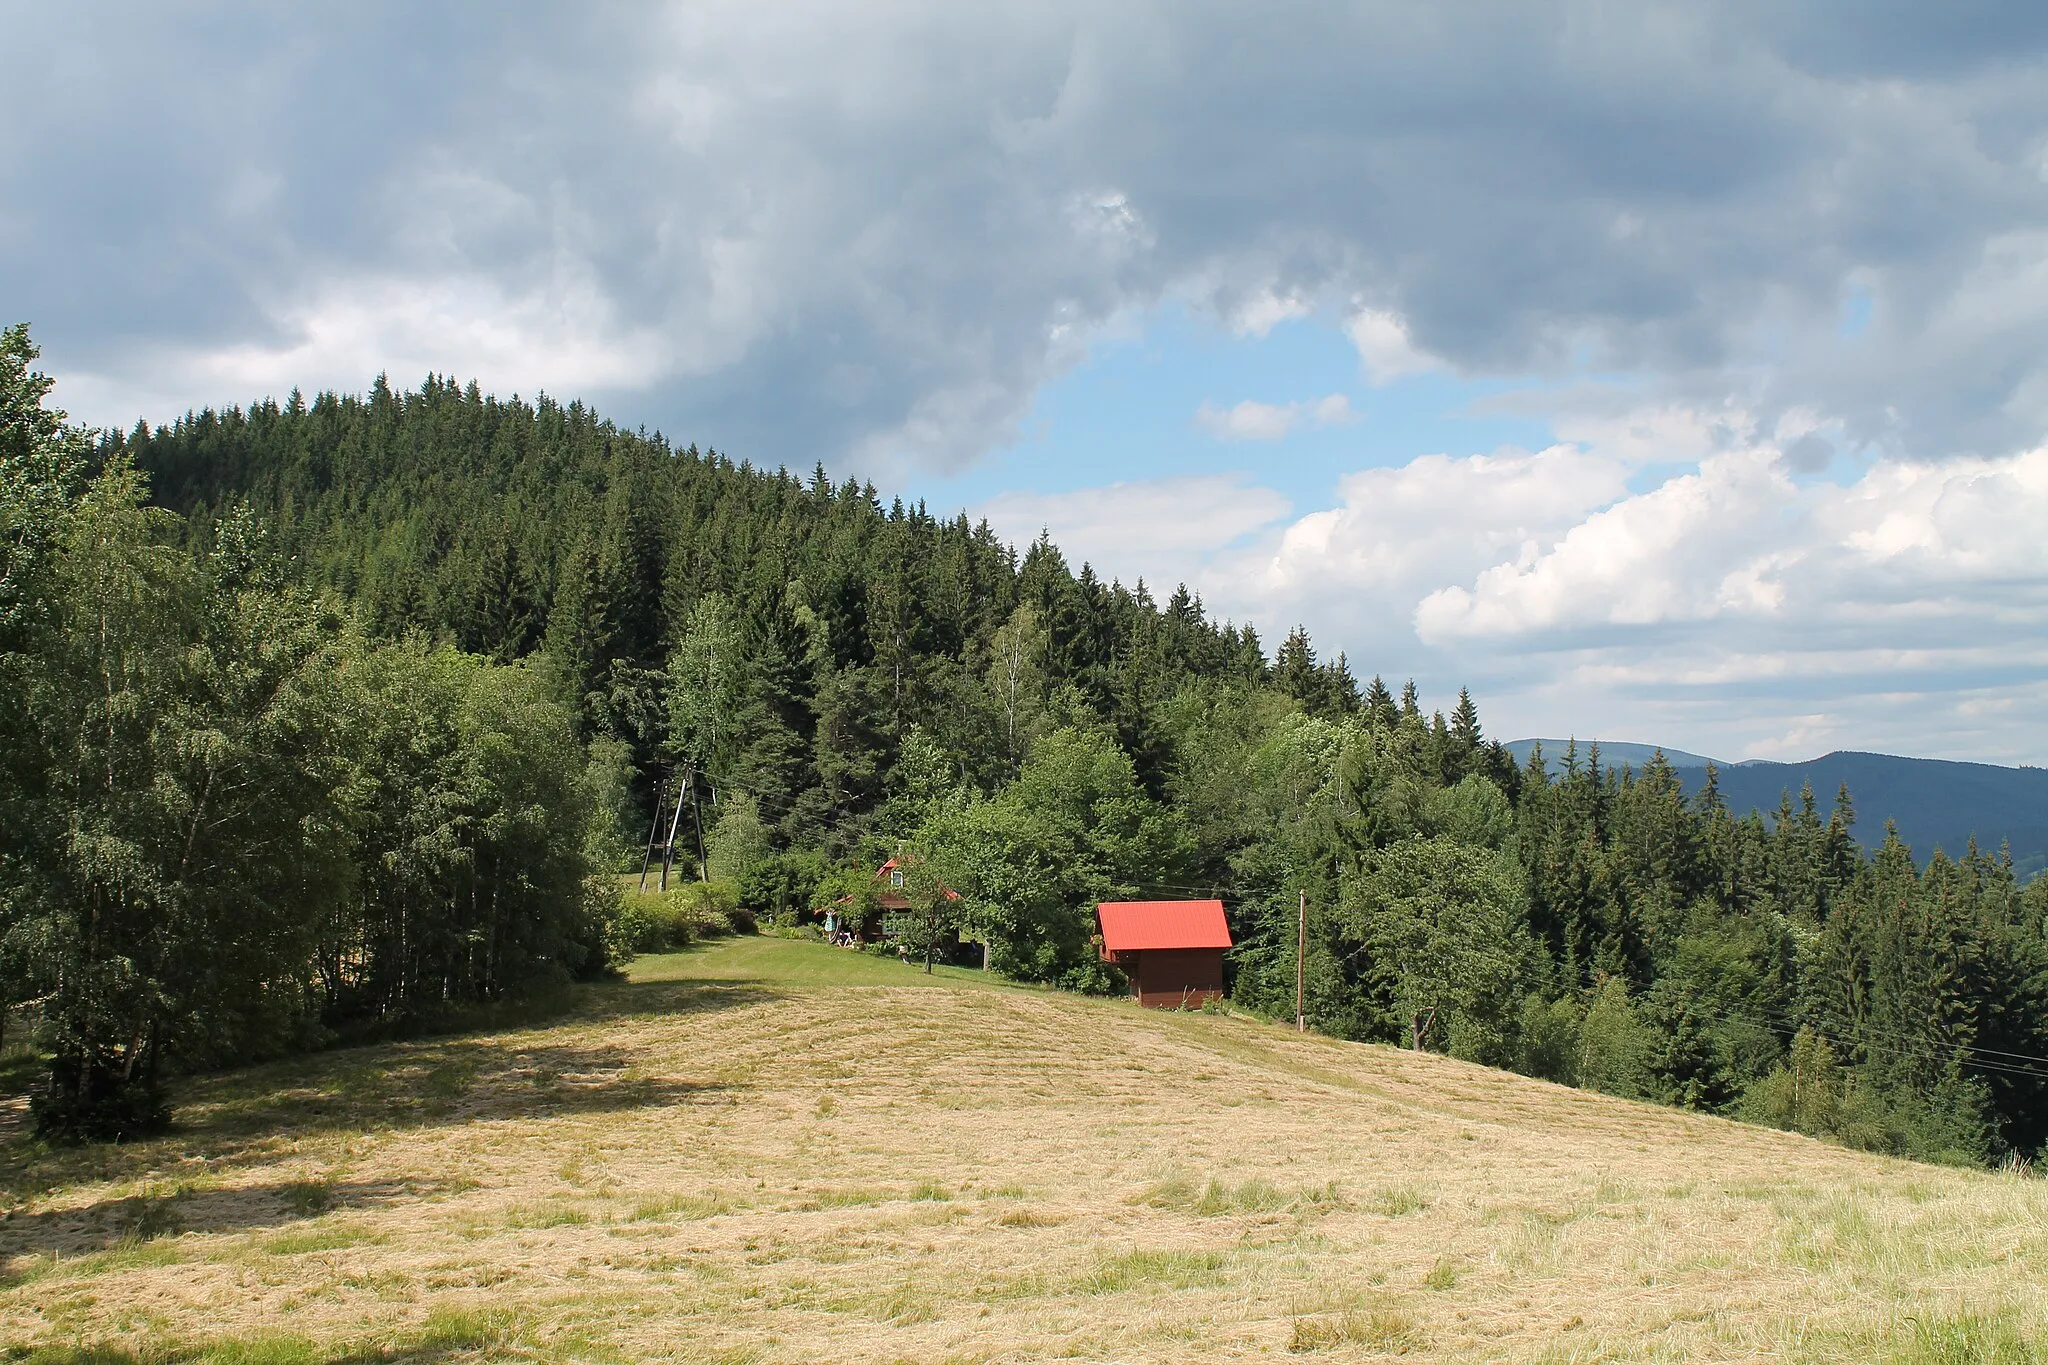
[4,937,2045,1363]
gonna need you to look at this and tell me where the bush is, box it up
[737,850,828,923]
[580,876,630,977]
[32,1057,172,1144]
[1578,977,1652,1099]
[1738,1028,1844,1136]
[614,889,685,955]
[1061,956,1127,996]
[612,879,753,955]
[1739,1035,1998,1166]
[674,879,750,936]
[1519,993,1583,1085]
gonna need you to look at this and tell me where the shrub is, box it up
[674,879,749,936]
[1578,977,1651,1099]
[612,879,753,956]
[1739,1028,1846,1136]
[1737,1031,1996,1165]
[614,889,687,955]
[1519,993,1583,1085]
[738,850,828,924]
[581,876,631,976]
[1061,955,1127,996]
[31,1065,172,1144]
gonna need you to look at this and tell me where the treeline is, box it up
[0,331,614,1139]
[1202,719,2048,1164]
[10,336,2047,1165]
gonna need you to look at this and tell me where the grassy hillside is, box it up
[3,939,2045,1363]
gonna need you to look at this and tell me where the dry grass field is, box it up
[3,936,2046,1363]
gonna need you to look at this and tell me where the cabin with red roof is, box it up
[827,855,961,945]
[873,856,916,912]
[1096,899,1232,1009]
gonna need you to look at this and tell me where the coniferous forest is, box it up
[5,323,2047,1165]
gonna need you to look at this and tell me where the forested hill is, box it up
[9,342,2044,1166]
[1508,740,1718,771]
[117,374,1379,834]
[1702,753,2048,880]
[1510,742,2048,879]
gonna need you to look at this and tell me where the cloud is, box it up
[973,474,1291,593]
[1415,443,2048,646]
[1232,291,1313,338]
[1194,393,1354,441]
[1166,412,2048,762]
[9,2,2048,473]
[1414,450,1797,639]
[1346,310,1441,383]
[1207,443,1633,632]
[56,268,673,428]
[15,1,2048,761]
[1782,432,1835,472]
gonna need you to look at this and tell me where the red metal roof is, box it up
[1096,900,1232,952]
[835,856,959,905]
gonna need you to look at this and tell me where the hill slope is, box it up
[1703,751,2048,876]
[1510,740,2048,877]
[1507,739,1723,770]
[4,937,2044,1362]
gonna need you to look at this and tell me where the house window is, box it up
[890,871,905,888]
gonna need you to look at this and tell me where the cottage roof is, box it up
[1096,899,1232,952]
[835,857,959,907]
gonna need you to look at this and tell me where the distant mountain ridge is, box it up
[1505,739,1722,771]
[1506,740,2048,880]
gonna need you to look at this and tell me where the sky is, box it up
[8,2,2048,763]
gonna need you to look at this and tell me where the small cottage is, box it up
[1096,899,1232,1009]
[827,855,962,947]
[874,856,916,912]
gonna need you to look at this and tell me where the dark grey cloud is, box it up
[1783,433,1834,472]
[7,1,2048,469]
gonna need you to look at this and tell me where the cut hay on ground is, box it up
[3,937,2044,1362]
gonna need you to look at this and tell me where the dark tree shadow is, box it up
[0,1174,426,1267]
[192,1038,741,1141]
[0,1042,742,1262]
[0,977,774,1210]
[568,975,779,1024]
[8,1321,518,1363]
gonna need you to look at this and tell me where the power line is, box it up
[1758,1006,2048,1071]
[1649,995,2048,1087]
[1742,1016,2048,1087]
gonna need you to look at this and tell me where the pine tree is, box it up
[1274,625,1319,709]
[1450,687,1482,752]
[1363,674,1399,733]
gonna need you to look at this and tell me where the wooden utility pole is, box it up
[689,769,709,881]
[1296,889,1307,1033]
[659,772,688,891]
[638,775,667,892]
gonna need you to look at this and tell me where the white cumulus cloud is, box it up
[1414,450,1796,639]
[1195,394,1355,441]
[1224,444,1633,612]
[1182,424,2048,762]
[974,474,1292,593]
[1346,309,1442,384]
